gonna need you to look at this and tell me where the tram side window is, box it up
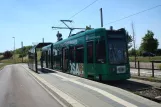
[75,46,84,63]
[56,50,60,63]
[55,50,61,67]
[53,51,55,59]
[87,42,93,63]
[53,50,56,67]
[45,51,48,62]
[65,49,68,59]
[96,40,106,63]
[48,50,51,63]
[69,47,74,62]
[45,51,48,67]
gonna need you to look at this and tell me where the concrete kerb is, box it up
[21,65,85,107]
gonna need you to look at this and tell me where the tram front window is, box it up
[108,38,127,64]
[96,40,106,63]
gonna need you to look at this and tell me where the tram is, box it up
[39,27,130,81]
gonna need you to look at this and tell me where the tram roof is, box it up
[54,28,105,45]
[42,28,106,50]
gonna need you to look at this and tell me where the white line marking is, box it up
[27,71,67,107]
[51,73,138,107]
[21,65,86,107]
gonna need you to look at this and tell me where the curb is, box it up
[22,65,85,107]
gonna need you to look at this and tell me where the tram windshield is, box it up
[108,38,127,64]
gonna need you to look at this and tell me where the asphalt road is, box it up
[0,64,62,107]
[1,64,161,107]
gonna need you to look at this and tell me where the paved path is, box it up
[21,64,161,107]
[130,62,161,69]
[0,64,62,107]
[130,68,161,77]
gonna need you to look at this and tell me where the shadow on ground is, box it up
[38,68,57,74]
[38,67,152,92]
[101,80,152,92]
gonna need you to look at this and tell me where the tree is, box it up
[156,49,161,56]
[129,48,141,56]
[127,32,133,49]
[128,35,133,49]
[18,46,32,58]
[86,25,92,30]
[140,30,159,53]
[128,48,135,56]
[3,51,13,58]
[13,45,32,58]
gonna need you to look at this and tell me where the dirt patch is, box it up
[135,87,161,103]
[103,80,161,103]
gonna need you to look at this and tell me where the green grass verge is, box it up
[129,56,161,62]
[0,63,11,70]
[0,54,29,70]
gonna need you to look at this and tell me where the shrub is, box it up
[19,53,27,58]
[3,51,13,58]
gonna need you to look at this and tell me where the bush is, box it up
[129,49,141,56]
[3,51,13,58]
[19,53,27,58]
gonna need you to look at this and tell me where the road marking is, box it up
[22,65,86,107]
[27,71,67,107]
[51,73,138,107]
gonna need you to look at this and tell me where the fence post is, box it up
[138,61,140,76]
[152,61,154,77]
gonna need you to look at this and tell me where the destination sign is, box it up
[108,34,124,38]
[86,34,100,41]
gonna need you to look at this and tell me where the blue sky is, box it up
[0,0,161,52]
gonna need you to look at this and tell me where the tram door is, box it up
[86,41,95,79]
[62,48,69,72]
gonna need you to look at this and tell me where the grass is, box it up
[158,64,161,70]
[0,51,41,70]
[0,54,29,70]
[0,63,12,70]
[129,56,161,62]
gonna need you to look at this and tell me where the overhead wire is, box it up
[56,0,100,27]
[104,4,161,26]
[68,0,100,19]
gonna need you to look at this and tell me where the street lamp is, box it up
[12,37,15,63]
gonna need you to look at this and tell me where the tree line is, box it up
[1,29,160,59]
[128,30,160,56]
[1,46,32,59]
